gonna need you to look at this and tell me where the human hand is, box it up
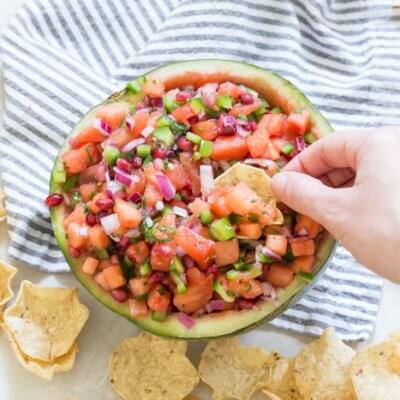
[272,127,400,283]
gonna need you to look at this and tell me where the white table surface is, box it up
[0,2,399,399]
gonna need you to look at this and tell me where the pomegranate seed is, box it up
[238,298,254,310]
[206,264,219,277]
[45,193,63,207]
[69,246,81,258]
[217,114,237,136]
[176,91,192,102]
[131,156,143,169]
[149,272,166,284]
[110,288,129,303]
[150,97,163,108]
[116,158,132,173]
[129,192,141,203]
[182,255,195,269]
[241,92,254,105]
[95,198,114,211]
[246,121,258,132]
[110,254,119,265]
[118,236,129,250]
[176,136,193,151]
[86,213,97,226]
[152,147,168,159]
[188,115,199,125]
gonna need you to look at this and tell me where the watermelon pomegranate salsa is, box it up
[49,60,336,339]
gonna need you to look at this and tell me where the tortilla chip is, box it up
[199,337,276,400]
[263,358,302,400]
[3,281,89,362]
[214,163,283,225]
[293,327,355,400]
[0,186,6,222]
[349,339,400,400]
[2,322,77,380]
[109,333,199,400]
[0,261,17,311]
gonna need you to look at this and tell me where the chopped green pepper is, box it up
[126,80,142,94]
[258,251,273,264]
[162,206,173,216]
[229,213,243,225]
[189,97,205,114]
[281,143,295,156]
[304,132,316,144]
[209,217,235,241]
[199,140,213,158]
[140,261,152,276]
[226,270,238,280]
[156,115,173,128]
[200,209,214,225]
[284,246,295,262]
[216,94,233,109]
[271,106,282,114]
[248,264,263,279]
[63,174,80,192]
[136,144,152,158]
[169,256,184,274]
[103,145,121,166]
[94,248,109,260]
[299,271,314,282]
[71,191,81,205]
[248,213,259,223]
[171,121,188,135]
[162,95,178,112]
[151,311,168,322]
[213,280,235,303]
[254,99,269,117]
[186,132,202,145]
[170,271,187,294]
[153,126,174,146]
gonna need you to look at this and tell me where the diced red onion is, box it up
[115,172,132,187]
[156,174,176,201]
[183,255,195,269]
[218,114,237,135]
[297,227,308,236]
[261,282,275,298]
[110,254,119,265]
[202,92,216,108]
[262,246,282,261]
[125,228,141,238]
[136,107,152,114]
[105,167,111,182]
[219,161,231,171]
[144,216,154,228]
[155,200,165,211]
[199,165,214,195]
[107,181,122,196]
[197,83,218,95]
[79,226,89,237]
[125,115,135,131]
[178,312,196,329]
[237,125,250,138]
[148,272,166,284]
[122,137,145,153]
[111,288,129,303]
[244,158,277,169]
[94,118,112,136]
[238,298,254,310]
[153,158,164,171]
[205,299,225,313]
[176,246,186,257]
[129,192,141,203]
[100,213,120,235]
[141,126,154,137]
[296,136,306,152]
[173,206,188,218]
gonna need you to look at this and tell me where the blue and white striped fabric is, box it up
[0,0,392,340]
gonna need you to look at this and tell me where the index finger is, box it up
[283,129,368,177]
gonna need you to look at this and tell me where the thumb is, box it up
[272,171,350,232]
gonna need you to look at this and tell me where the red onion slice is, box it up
[176,246,186,257]
[136,107,152,114]
[93,118,112,136]
[100,213,120,235]
[262,246,282,261]
[178,312,196,329]
[122,137,145,153]
[155,174,176,201]
[199,165,214,195]
[172,206,188,218]
[244,158,277,169]
[206,299,225,313]
[296,136,306,152]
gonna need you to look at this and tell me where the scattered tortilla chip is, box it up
[2,322,77,380]
[214,163,283,225]
[0,186,6,222]
[349,339,400,400]
[263,358,302,400]
[0,261,17,313]
[3,281,89,362]
[293,327,355,400]
[199,337,276,400]
[109,333,199,400]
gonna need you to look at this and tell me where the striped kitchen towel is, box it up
[0,0,392,340]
